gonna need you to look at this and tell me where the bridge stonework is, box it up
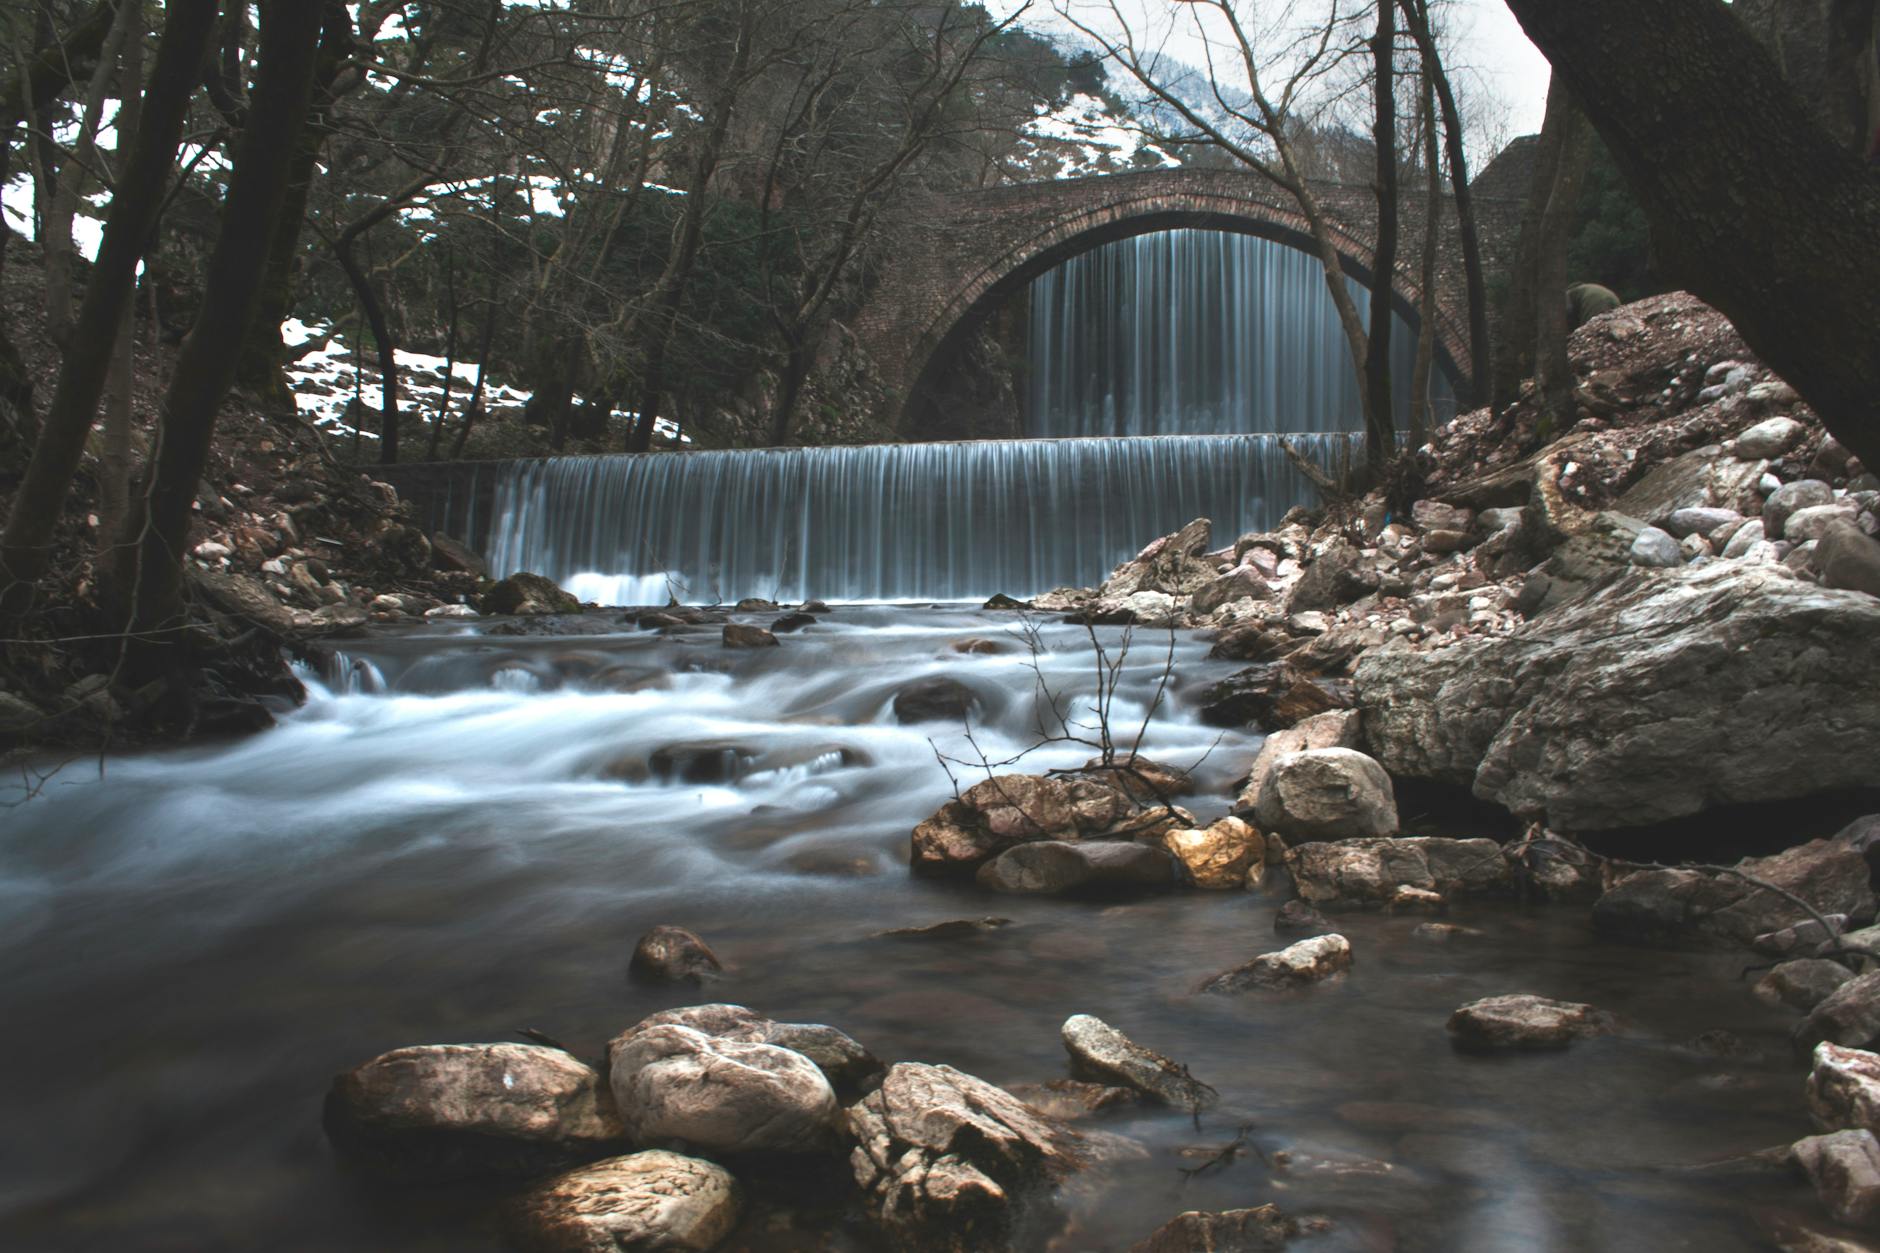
[853,168,1520,430]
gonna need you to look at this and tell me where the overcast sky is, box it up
[992,1,1553,140]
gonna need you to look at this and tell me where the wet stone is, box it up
[629,926,724,985]
[1199,934,1353,994]
[508,1150,740,1253]
[1061,1013,1216,1110]
[1446,994,1617,1051]
[1756,960,1856,1014]
[1129,1205,1299,1252]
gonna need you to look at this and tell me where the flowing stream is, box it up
[0,609,1819,1251]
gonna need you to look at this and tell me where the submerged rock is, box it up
[1354,564,1880,829]
[1274,900,1332,934]
[1792,1129,1880,1228]
[1758,960,1857,1014]
[848,1062,1092,1253]
[1002,1079,1140,1121]
[1591,839,1874,947]
[1061,1014,1215,1110]
[722,623,778,648]
[1446,995,1617,1051]
[975,840,1176,897]
[509,1150,740,1253]
[1130,1205,1299,1253]
[323,1043,624,1180]
[629,926,725,985]
[1199,934,1352,994]
[891,675,978,724]
[1252,748,1397,840]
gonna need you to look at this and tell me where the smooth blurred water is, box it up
[1025,229,1455,438]
[0,610,1819,1252]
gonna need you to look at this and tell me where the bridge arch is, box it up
[853,170,1478,435]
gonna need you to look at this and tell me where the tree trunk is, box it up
[108,0,324,663]
[1534,101,1593,438]
[1502,0,1880,470]
[1398,0,1488,408]
[426,247,459,460]
[331,235,400,463]
[0,0,219,629]
[1363,0,1399,470]
[44,0,137,350]
[98,2,147,550]
[1489,77,1572,416]
[1409,68,1440,444]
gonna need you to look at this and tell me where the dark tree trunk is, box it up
[108,0,324,661]
[426,247,460,460]
[331,235,400,463]
[1489,78,1572,416]
[0,0,219,628]
[1398,0,1488,408]
[1534,101,1594,438]
[1409,68,1441,443]
[1502,0,1880,470]
[1363,0,1399,469]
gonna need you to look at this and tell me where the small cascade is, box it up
[485,433,1357,604]
[1026,228,1452,438]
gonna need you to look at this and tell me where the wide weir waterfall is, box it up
[482,432,1359,605]
[1026,228,1451,438]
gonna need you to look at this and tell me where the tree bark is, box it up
[99,0,147,550]
[1489,77,1571,416]
[1534,101,1593,438]
[44,0,137,350]
[1409,67,1440,444]
[1363,0,1399,470]
[108,0,324,660]
[0,0,218,629]
[1501,0,1880,470]
[1398,0,1487,408]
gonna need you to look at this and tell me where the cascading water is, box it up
[1025,228,1453,438]
[483,433,1358,605]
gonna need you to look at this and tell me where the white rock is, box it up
[1735,416,1806,460]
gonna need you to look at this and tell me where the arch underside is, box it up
[901,196,1470,434]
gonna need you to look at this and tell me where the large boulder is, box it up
[1190,564,1273,615]
[1199,934,1352,993]
[1234,710,1362,814]
[616,1004,881,1100]
[509,1150,739,1253]
[1819,518,1880,598]
[911,773,1177,876]
[1798,973,1880,1054]
[1791,1130,1880,1228]
[483,572,581,616]
[608,1012,841,1156]
[1061,1014,1215,1110]
[1590,839,1874,947]
[1285,837,1511,909]
[323,1043,624,1180]
[1148,816,1264,889]
[1251,748,1398,841]
[1198,663,1351,730]
[1286,539,1378,614]
[1354,564,1880,829]
[848,1062,1092,1253]
[1102,518,1217,598]
[975,840,1176,897]
[1808,1043,1880,1135]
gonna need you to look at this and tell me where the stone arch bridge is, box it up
[852,167,1519,430]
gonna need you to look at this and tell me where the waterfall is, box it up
[1026,229,1452,438]
[485,433,1357,605]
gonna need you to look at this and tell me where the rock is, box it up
[1663,506,1742,539]
[975,840,1175,896]
[425,603,479,619]
[189,567,300,634]
[1150,817,1264,889]
[630,926,725,985]
[1413,922,1485,941]
[618,1005,880,1100]
[1754,916,1849,958]
[771,612,816,633]
[1757,960,1856,1013]
[1629,526,1684,567]
[1722,518,1768,558]
[1274,900,1332,934]
[1198,662,1350,730]
[722,623,778,648]
[1820,519,1880,597]
[483,573,580,616]
[1061,1014,1215,1110]
[1130,1205,1299,1253]
[1002,1079,1140,1121]
[1809,1043,1880,1135]
[1353,564,1880,830]
[848,1062,1092,1253]
[1286,837,1510,908]
[1792,1130,1880,1228]
[1207,622,1293,662]
[431,532,488,577]
[323,1043,624,1180]
[875,917,1013,941]
[1765,479,1836,539]
[1235,710,1362,814]
[1251,748,1397,841]
[1591,839,1874,947]
[608,1019,840,1156]
[0,691,46,737]
[1120,590,1179,626]
[1412,499,1475,535]
[1077,756,1192,803]
[509,1150,739,1253]
[1735,416,1808,460]
[1446,995,1617,1051]
[891,675,977,724]
[1787,503,1861,544]
[1613,444,1768,524]
[1799,974,1880,1053]
[1199,934,1352,993]
[1190,564,1273,615]
[1286,539,1377,613]
[910,774,1086,877]
[1103,518,1217,598]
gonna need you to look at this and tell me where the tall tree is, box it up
[1532,97,1593,437]
[1362,0,1399,466]
[107,0,326,664]
[1488,76,1571,417]
[1500,0,1880,470]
